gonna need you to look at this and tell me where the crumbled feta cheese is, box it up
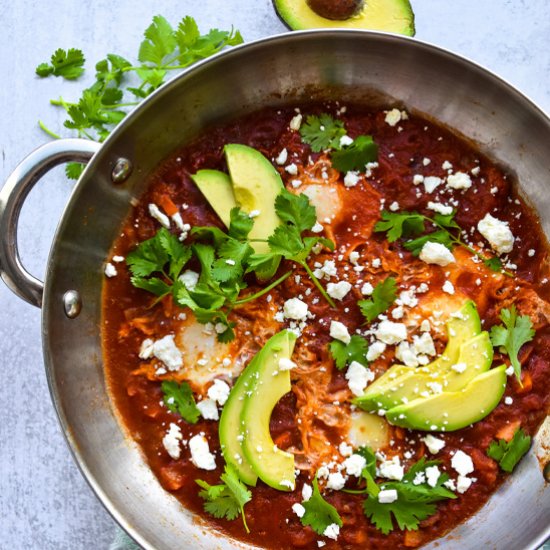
[302,483,313,501]
[197,399,219,420]
[378,456,404,481]
[289,113,303,131]
[148,203,171,228]
[442,280,455,295]
[366,341,386,361]
[139,338,155,360]
[327,472,347,490]
[339,442,353,457]
[422,158,431,166]
[283,298,309,320]
[327,281,352,301]
[528,249,535,257]
[389,201,400,212]
[375,321,407,344]
[311,222,324,233]
[207,379,230,405]
[423,176,443,193]
[280,479,295,490]
[425,465,441,487]
[414,332,436,356]
[471,166,481,176]
[452,362,467,373]
[349,251,360,265]
[384,108,402,127]
[291,502,306,519]
[419,242,455,266]
[504,396,513,405]
[248,209,261,218]
[413,174,424,185]
[189,434,217,470]
[477,213,515,254]
[451,450,474,476]
[343,454,367,477]
[179,269,199,291]
[340,135,354,147]
[344,171,360,187]
[442,160,453,171]
[345,361,375,396]
[427,201,453,215]
[456,475,473,493]
[112,255,124,263]
[162,423,183,459]
[285,163,298,175]
[361,282,374,295]
[152,335,183,371]
[313,259,338,280]
[275,148,288,165]
[330,320,351,344]
[422,434,446,454]
[371,258,381,268]
[447,172,472,190]
[104,263,118,277]
[278,358,297,371]
[378,489,398,504]
[323,523,340,540]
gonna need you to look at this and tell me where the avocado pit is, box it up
[306,0,364,20]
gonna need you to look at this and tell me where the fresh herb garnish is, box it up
[487,427,532,472]
[196,464,252,532]
[161,380,200,423]
[352,454,456,535]
[330,335,370,370]
[358,276,397,323]
[299,113,347,152]
[300,477,343,536]
[489,305,535,383]
[247,189,336,307]
[35,15,243,178]
[374,210,512,276]
[331,135,378,172]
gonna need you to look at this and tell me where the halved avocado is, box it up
[241,330,297,491]
[354,301,481,412]
[191,169,237,228]
[385,365,507,432]
[273,0,415,36]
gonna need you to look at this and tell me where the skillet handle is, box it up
[0,139,101,308]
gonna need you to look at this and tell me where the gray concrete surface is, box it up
[0,0,548,548]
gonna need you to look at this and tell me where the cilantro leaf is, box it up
[487,428,532,472]
[300,477,343,536]
[274,189,317,232]
[356,446,377,479]
[330,335,369,370]
[65,162,85,180]
[299,113,346,152]
[131,276,171,297]
[161,380,200,423]
[484,256,503,272]
[489,305,535,382]
[331,135,378,172]
[404,229,454,256]
[358,277,397,323]
[138,15,177,66]
[374,211,425,242]
[196,464,252,532]
[228,207,254,240]
[36,48,85,80]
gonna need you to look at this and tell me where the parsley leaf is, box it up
[330,335,369,370]
[299,113,346,152]
[331,135,378,172]
[300,477,343,536]
[36,48,85,80]
[196,464,252,532]
[487,428,532,472]
[374,211,425,242]
[358,277,397,323]
[490,305,535,382]
[161,380,200,423]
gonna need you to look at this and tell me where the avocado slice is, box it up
[241,330,297,491]
[191,169,237,228]
[385,365,507,432]
[224,144,284,256]
[354,301,481,412]
[273,0,415,36]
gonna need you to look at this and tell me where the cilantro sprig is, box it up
[299,113,378,172]
[36,15,243,178]
[375,210,513,276]
[358,276,397,323]
[162,380,200,424]
[196,464,252,532]
[490,305,535,383]
[330,335,370,370]
[487,427,532,472]
[300,477,343,536]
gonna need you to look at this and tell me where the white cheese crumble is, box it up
[275,148,288,165]
[278,358,297,371]
[413,174,424,185]
[289,113,303,131]
[189,434,217,470]
[323,523,340,540]
[112,255,124,263]
[378,456,404,481]
[339,135,354,147]
[427,201,453,215]
[339,442,353,457]
[343,454,367,477]
[361,282,374,296]
[422,434,446,454]
[477,213,515,254]
[330,320,351,344]
[311,222,324,233]
[375,321,407,345]
[447,172,472,190]
[456,475,473,494]
[419,241,455,266]
[313,260,338,280]
[451,450,474,476]
[378,489,398,504]
[344,171,360,187]
[283,298,309,320]
[366,341,386,361]
[179,269,199,291]
[162,423,183,459]
[148,203,171,228]
[384,108,403,127]
[292,503,306,518]
[197,398,219,420]
[423,176,443,193]
[207,379,230,405]
[452,362,467,373]
[389,201,400,212]
[285,163,298,175]
[326,472,346,490]
[345,361,375,396]
[302,483,313,501]
[327,281,352,300]
[152,335,183,371]
[104,263,118,277]
[442,280,455,295]
[425,465,441,487]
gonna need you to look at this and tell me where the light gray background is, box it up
[0,1,548,549]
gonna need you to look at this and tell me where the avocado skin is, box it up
[273,0,415,36]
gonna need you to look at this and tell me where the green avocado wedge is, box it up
[273,0,415,36]
[191,169,237,228]
[241,330,297,491]
[385,365,507,432]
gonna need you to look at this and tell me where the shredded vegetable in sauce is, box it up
[102,104,550,549]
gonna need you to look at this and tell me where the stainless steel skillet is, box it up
[0,30,549,550]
